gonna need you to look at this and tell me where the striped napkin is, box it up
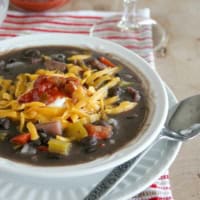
[0,10,173,200]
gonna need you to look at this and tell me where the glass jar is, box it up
[0,0,9,25]
[11,0,70,12]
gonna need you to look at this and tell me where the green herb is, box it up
[119,80,134,87]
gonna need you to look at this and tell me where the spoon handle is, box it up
[84,138,160,200]
[83,155,140,200]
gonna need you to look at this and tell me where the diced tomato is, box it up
[100,143,106,148]
[10,133,31,145]
[18,75,80,104]
[11,0,70,12]
[64,81,77,97]
[85,124,113,140]
[149,198,161,200]
[99,56,115,67]
[33,75,45,88]
[18,91,33,103]
[37,146,48,152]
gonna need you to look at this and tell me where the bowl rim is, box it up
[0,33,169,178]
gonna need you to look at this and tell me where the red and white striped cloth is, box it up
[0,10,155,67]
[0,10,173,200]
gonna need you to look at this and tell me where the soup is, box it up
[0,46,149,166]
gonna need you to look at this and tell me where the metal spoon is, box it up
[84,94,200,200]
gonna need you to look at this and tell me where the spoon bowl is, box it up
[168,94,200,132]
[162,94,200,141]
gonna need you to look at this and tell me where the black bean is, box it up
[0,118,11,130]
[47,153,62,160]
[38,131,51,145]
[2,119,10,130]
[23,49,41,58]
[80,136,98,147]
[31,155,38,162]
[7,58,18,64]
[127,87,141,102]
[2,68,10,72]
[80,136,98,154]
[31,58,42,65]
[6,61,25,70]
[51,54,66,63]
[107,118,118,134]
[84,57,106,70]
[0,60,6,70]
[108,86,124,97]
[0,118,5,124]
[44,59,66,72]
[41,137,50,145]
[30,139,42,147]
[38,131,48,138]
[94,120,110,126]
[126,114,138,119]
[85,146,97,153]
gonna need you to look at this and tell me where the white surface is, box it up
[0,33,168,177]
[0,0,8,25]
[0,87,181,200]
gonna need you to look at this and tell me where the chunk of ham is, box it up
[36,121,62,136]
[44,59,66,72]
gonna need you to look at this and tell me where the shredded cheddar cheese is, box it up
[0,61,137,133]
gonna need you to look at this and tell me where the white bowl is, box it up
[0,34,168,178]
[0,0,8,26]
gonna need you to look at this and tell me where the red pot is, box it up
[11,0,70,12]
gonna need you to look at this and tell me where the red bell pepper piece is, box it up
[85,124,112,140]
[10,133,31,145]
[37,146,48,152]
[99,56,115,67]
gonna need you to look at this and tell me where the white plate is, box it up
[0,86,181,200]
